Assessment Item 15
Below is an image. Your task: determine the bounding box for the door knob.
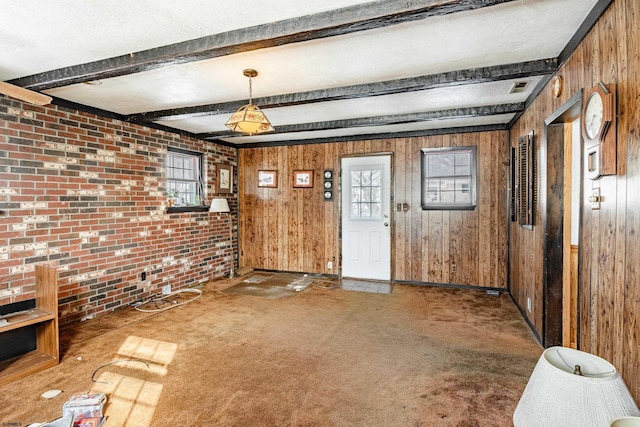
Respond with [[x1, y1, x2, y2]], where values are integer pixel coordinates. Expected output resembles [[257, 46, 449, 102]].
[[384, 222, 389, 227]]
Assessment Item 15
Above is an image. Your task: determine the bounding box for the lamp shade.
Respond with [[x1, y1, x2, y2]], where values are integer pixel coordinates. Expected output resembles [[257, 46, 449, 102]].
[[209, 198, 230, 213], [225, 104, 274, 134], [514, 347, 640, 427]]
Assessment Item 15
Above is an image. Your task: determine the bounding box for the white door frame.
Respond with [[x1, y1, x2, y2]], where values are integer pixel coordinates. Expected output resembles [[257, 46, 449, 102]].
[[339, 152, 394, 281]]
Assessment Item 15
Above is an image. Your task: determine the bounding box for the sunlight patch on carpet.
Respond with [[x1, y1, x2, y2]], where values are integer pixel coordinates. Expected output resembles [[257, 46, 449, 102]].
[[89, 335, 178, 425], [92, 371, 163, 427], [118, 336, 178, 367]]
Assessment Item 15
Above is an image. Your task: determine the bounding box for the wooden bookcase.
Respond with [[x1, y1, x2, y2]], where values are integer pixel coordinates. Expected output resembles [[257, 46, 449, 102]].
[[0, 265, 59, 386]]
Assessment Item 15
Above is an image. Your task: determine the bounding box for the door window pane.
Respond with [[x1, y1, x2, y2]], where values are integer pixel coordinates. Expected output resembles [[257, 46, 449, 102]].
[[350, 166, 383, 220]]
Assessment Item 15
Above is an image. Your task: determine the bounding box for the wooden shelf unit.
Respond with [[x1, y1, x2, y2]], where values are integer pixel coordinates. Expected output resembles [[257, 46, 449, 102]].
[[0, 265, 59, 386]]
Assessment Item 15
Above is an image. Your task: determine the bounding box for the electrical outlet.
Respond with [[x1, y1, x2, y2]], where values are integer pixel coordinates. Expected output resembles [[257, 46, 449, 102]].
[[141, 271, 146, 281], [327, 261, 333, 269], [527, 296, 532, 313], [452, 264, 457, 273]]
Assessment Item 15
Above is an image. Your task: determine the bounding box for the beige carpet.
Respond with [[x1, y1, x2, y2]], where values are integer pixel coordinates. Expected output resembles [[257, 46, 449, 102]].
[[0, 277, 542, 426]]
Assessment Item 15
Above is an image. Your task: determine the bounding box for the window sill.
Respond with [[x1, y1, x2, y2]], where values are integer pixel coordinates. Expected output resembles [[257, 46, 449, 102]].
[[166, 206, 210, 213]]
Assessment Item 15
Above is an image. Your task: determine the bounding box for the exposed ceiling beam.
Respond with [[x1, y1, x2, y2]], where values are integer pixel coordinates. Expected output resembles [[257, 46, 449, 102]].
[[9, 0, 517, 92], [199, 103, 522, 139], [227, 124, 509, 149], [128, 59, 555, 123]]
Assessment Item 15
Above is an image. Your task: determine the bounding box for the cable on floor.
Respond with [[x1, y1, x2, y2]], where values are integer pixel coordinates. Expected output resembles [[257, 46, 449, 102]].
[[91, 359, 151, 384], [133, 288, 202, 313]]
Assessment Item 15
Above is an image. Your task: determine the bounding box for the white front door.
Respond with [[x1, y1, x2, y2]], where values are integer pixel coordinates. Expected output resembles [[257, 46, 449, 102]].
[[341, 154, 392, 281]]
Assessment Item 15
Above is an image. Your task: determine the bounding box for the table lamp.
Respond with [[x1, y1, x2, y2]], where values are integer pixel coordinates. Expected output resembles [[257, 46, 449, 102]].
[[514, 346, 640, 427], [209, 198, 234, 278]]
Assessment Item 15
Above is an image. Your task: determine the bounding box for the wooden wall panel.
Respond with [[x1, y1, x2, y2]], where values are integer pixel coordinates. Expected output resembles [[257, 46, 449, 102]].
[[409, 138, 423, 281], [238, 131, 508, 289], [622, 0, 640, 398], [509, 0, 640, 402], [394, 139, 407, 280]]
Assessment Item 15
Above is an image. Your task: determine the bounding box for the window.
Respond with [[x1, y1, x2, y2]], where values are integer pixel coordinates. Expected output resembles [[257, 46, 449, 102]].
[[421, 146, 477, 210], [350, 166, 383, 219], [166, 147, 205, 210]]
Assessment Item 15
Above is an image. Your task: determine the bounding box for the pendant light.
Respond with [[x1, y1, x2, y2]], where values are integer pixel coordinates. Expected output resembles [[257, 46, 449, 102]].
[[225, 69, 274, 135]]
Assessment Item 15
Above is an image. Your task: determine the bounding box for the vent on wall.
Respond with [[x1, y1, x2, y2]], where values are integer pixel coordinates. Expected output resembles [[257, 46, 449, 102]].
[[509, 81, 529, 94]]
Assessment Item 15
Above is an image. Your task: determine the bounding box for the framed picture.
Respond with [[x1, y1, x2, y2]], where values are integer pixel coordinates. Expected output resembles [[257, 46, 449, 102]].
[[258, 170, 278, 188], [293, 170, 314, 188], [217, 164, 233, 194]]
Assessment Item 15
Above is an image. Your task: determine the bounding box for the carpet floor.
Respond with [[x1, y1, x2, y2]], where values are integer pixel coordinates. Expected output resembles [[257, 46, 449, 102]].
[[0, 276, 542, 426]]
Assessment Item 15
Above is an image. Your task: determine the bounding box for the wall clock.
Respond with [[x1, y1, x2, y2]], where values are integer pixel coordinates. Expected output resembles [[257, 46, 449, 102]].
[[582, 82, 614, 144], [584, 91, 603, 139], [582, 82, 617, 179]]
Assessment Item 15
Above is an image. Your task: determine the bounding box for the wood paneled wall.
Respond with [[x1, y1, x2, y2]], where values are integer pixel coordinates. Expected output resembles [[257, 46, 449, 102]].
[[509, 0, 640, 402], [238, 131, 508, 288]]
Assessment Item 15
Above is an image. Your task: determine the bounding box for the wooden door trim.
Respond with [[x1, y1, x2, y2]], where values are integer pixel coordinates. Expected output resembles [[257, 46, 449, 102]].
[[542, 89, 583, 347]]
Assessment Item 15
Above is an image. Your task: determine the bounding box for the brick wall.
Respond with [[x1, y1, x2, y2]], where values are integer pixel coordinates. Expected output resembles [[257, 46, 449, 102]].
[[0, 95, 237, 325]]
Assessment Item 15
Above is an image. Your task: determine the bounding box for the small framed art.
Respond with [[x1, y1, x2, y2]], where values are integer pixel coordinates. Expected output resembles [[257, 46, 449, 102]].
[[258, 170, 278, 188], [217, 164, 233, 194], [293, 170, 314, 188]]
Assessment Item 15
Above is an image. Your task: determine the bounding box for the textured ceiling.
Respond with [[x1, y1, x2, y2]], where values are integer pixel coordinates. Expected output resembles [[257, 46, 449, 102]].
[[1, 0, 606, 147]]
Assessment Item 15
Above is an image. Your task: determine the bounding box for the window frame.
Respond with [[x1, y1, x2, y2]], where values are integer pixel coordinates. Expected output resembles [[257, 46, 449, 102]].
[[420, 146, 478, 210], [166, 147, 209, 213]]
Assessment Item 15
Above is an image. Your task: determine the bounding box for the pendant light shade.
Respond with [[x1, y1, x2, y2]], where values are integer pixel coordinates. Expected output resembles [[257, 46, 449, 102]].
[[225, 69, 274, 135], [225, 104, 274, 134]]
